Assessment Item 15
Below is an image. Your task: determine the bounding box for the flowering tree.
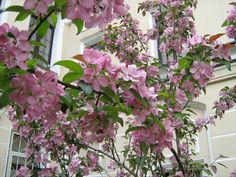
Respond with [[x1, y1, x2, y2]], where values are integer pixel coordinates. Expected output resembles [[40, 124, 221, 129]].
[[0, 0, 236, 177]]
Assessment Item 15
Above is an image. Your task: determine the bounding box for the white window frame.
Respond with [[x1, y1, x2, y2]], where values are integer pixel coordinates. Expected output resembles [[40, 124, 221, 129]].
[[6, 131, 28, 177], [0, 0, 10, 23], [28, 14, 64, 74], [80, 31, 104, 53]]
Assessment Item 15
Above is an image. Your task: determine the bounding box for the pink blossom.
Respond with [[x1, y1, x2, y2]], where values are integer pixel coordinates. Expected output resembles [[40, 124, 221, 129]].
[[190, 61, 214, 87], [68, 157, 81, 174], [226, 26, 236, 39], [189, 35, 203, 45], [82, 49, 118, 92], [132, 119, 173, 154], [16, 166, 31, 177], [175, 88, 187, 105], [0, 24, 31, 69], [10, 71, 64, 124], [227, 7, 236, 22], [230, 170, 236, 177], [66, 0, 127, 28], [23, 0, 53, 15], [120, 64, 147, 83], [23, 0, 37, 10], [175, 171, 184, 177]]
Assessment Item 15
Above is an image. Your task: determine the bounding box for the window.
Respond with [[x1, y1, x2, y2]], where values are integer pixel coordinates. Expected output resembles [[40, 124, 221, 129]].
[[0, 0, 3, 14], [81, 31, 105, 52], [6, 132, 34, 177], [29, 16, 55, 65], [88, 41, 105, 51], [157, 38, 168, 65]]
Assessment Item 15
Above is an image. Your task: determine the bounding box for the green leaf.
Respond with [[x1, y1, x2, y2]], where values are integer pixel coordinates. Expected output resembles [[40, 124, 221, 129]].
[[110, 116, 124, 127], [72, 19, 84, 35], [78, 81, 93, 95], [15, 12, 31, 21], [223, 60, 231, 71], [125, 126, 145, 135], [100, 95, 113, 103], [173, 112, 183, 120], [8, 68, 27, 75], [159, 91, 169, 98], [222, 20, 228, 27], [6, 5, 25, 12], [37, 20, 50, 38], [26, 59, 38, 68], [78, 110, 87, 119], [0, 88, 14, 109], [102, 87, 120, 103], [102, 105, 118, 117], [0, 72, 11, 91], [117, 103, 132, 115], [55, 0, 67, 8], [129, 88, 148, 107], [30, 51, 48, 65], [60, 94, 72, 107], [66, 88, 80, 97], [50, 13, 58, 27], [185, 108, 197, 115], [181, 74, 192, 83], [63, 72, 83, 83], [30, 40, 44, 46], [179, 57, 192, 69], [153, 118, 166, 133], [54, 60, 83, 73]]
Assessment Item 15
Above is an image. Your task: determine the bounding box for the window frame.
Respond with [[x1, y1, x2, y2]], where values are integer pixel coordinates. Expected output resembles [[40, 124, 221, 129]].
[[80, 31, 104, 53], [29, 15, 55, 66], [6, 131, 28, 177]]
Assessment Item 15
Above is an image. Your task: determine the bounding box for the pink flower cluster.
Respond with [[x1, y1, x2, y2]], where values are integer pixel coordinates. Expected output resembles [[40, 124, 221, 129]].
[[230, 170, 236, 177], [104, 14, 149, 64], [10, 71, 64, 124], [182, 80, 201, 98], [194, 116, 215, 131], [190, 61, 214, 87], [16, 166, 31, 177], [226, 5, 236, 39], [142, 0, 197, 55], [66, 0, 127, 28], [38, 167, 58, 177], [82, 48, 119, 92], [23, 0, 53, 15], [0, 23, 31, 69], [214, 87, 236, 118], [132, 119, 173, 154], [120, 64, 146, 83], [67, 151, 99, 175], [80, 111, 118, 143]]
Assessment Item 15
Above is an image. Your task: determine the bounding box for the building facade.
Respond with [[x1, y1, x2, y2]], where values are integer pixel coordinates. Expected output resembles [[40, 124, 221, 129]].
[[0, 0, 235, 177]]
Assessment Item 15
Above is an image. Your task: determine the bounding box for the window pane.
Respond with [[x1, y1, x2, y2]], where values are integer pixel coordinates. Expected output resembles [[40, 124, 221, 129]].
[[18, 157, 26, 168], [29, 16, 54, 65], [20, 137, 27, 153], [88, 41, 105, 51], [10, 156, 17, 177], [12, 134, 20, 152]]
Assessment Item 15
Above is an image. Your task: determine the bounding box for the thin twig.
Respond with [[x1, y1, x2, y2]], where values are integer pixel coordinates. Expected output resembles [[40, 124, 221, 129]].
[[112, 139, 121, 162], [83, 143, 136, 177], [28, 9, 56, 40], [170, 148, 185, 176]]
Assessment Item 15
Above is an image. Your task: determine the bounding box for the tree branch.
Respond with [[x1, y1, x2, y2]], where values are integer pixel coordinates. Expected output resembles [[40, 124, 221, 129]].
[[170, 148, 185, 176], [83, 143, 136, 177], [28, 9, 56, 40]]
